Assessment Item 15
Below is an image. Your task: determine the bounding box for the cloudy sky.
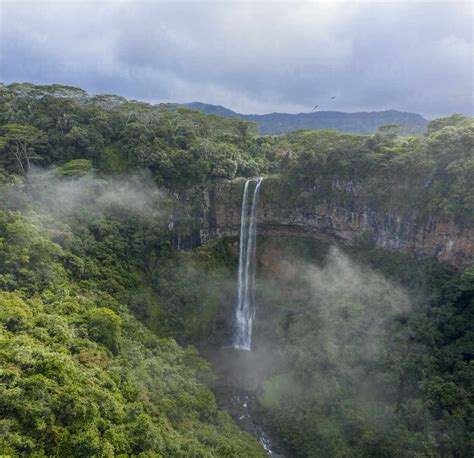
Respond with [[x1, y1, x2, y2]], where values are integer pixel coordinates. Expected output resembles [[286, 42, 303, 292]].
[[0, 0, 472, 118]]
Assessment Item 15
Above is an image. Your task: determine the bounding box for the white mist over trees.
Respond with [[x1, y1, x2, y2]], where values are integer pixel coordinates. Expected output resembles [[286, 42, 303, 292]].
[[0, 83, 472, 457]]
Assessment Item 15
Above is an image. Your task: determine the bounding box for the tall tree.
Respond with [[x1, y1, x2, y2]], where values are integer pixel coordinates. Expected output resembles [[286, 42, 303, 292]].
[[0, 124, 45, 173]]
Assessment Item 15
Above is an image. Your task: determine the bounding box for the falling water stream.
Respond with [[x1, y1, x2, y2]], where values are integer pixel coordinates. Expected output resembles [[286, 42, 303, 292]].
[[234, 177, 263, 350], [201, 177, 289, 456]]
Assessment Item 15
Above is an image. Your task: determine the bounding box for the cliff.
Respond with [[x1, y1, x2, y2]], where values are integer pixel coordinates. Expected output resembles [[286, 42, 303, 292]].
[[200, 177, 473, 268]]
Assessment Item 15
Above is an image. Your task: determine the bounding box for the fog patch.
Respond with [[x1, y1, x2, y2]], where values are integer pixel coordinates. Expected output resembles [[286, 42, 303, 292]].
[[247, 244, 416, 448], [298, 246, 410, 362], [3, 168, 169, 222]]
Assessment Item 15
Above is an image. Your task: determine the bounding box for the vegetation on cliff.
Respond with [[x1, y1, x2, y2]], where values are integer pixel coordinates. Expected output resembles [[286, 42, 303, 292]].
[[1, 83, 472, 222], [253, 238, 473, 457], [0, 83, 472, 457], [0, 207, 264, 456]]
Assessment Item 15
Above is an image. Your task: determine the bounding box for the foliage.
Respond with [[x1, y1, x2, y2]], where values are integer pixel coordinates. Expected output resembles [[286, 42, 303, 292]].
[[254, 238, 474, 457], [275, 122, 474, 222], [426, 114, 472, 133], [0, 124, 46, 173], [0, 209, 265, 456], [0, 83, 270, 189], [1, 83, 471, 221], [54, 159, 95, 177], [0, 82, 472, 457]]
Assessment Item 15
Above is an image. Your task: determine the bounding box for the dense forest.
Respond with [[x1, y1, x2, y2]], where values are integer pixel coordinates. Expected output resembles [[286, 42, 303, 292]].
[[0, 83, 473, 457]]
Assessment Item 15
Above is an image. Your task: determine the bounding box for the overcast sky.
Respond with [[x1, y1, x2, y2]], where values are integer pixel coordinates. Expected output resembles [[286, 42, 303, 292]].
[[0, 0, 472, 118]]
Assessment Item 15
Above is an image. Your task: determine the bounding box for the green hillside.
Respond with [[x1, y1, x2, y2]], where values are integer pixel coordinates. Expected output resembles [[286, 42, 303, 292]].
[[0, 83, 472, 457]]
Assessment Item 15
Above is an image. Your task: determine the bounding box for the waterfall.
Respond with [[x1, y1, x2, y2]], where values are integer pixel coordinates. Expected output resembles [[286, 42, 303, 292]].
[[234, 177, 263, 350]]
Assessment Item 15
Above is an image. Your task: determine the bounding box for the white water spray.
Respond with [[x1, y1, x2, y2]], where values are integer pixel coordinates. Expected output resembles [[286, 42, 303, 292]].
[[234, 177, 263, 350]]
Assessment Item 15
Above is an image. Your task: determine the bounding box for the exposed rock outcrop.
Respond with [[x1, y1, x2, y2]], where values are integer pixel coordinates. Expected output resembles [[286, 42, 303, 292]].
[[202, 178, 473, 268]]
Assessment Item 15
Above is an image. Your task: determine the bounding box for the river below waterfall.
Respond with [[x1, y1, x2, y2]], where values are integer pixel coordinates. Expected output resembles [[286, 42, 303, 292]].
[[199, 346, 293, 457], [200, 178, 293, 455]]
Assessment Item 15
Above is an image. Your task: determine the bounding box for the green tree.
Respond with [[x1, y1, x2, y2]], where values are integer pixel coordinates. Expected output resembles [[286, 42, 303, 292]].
[[426, 114, 471, 133], [87, 307, 122, 354], [0, 124, 45, 173], [54, 159, 95, 177]]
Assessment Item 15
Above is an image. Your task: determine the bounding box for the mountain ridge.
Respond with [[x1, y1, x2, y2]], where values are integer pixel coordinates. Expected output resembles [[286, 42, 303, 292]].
[[181, 102, 429, 135]]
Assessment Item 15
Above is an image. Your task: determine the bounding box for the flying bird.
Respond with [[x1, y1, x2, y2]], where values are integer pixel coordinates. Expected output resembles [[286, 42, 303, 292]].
[[330, 96, 336, 100], [313, 105, 319, 111]]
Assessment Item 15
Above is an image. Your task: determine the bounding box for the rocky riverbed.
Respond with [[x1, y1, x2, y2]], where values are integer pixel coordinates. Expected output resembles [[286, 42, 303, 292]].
[[199, 346, 292, 457]]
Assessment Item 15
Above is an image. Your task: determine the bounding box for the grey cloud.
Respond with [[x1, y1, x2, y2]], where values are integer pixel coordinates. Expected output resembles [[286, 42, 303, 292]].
[[0, 1, 472, 117]]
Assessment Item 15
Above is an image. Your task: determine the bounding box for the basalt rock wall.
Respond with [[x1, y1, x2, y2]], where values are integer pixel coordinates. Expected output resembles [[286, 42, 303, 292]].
[[201, 177, 473, 268]]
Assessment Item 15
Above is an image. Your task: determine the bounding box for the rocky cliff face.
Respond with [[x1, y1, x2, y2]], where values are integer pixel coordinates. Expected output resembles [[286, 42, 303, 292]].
[[202, 178, 473, 268]]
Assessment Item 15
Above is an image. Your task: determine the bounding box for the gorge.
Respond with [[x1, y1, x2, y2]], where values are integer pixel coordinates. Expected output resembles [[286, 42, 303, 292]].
[[0, 83, 472, 457]]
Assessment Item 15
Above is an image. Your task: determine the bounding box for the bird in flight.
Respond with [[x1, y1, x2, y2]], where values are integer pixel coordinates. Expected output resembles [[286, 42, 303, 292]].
[[331, 96, 336, 100], [313, 104, 319, 111]]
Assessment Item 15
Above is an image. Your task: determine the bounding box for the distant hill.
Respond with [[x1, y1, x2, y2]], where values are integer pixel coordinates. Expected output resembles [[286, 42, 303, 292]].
[[182, 102, 428, 135]]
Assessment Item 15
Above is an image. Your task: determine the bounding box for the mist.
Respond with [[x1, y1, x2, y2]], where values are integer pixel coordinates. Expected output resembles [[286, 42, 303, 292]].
[[294, 246, 410, 361], [218, 242, 416, 450], [1, 168, 169, 223]]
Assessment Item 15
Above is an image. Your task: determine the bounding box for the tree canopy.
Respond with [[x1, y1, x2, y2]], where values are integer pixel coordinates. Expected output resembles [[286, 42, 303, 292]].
[[0, 83, 472, 457]]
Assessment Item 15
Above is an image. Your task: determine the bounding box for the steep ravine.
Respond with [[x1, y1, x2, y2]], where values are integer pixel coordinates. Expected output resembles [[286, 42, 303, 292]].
[[182, 176, 472, 455], [199, 346, 291, 457]]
